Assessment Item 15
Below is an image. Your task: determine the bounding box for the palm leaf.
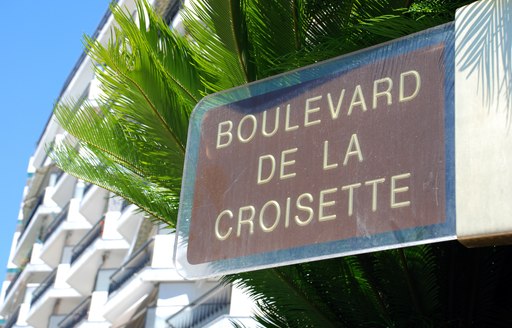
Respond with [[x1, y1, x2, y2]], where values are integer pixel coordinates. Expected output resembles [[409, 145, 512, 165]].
[[86, 5, 195, 152], [183, 0, 252, 92], [244, 0, 303, 77], [52, 0, 201, 226], [371, 247, 441, 325], [226, 267, 342, 327], [51, 140, 178, 225]]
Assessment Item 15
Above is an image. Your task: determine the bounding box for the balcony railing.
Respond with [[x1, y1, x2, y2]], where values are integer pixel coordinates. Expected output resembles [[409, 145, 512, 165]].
[[43, 203, 70, 243], [4, 268, 23, 298], [54, 169, 65, 185], [121, 199, 131, 213], [71, 217, 104, 264], [83, 182, 93, 197], [58, 296, 91, 328], [166, 285, 232, 328], [108, 238, 154, 295], [21, 194, 45, 236], [4, 304, 20, 328], [31, 268, 57, 306]]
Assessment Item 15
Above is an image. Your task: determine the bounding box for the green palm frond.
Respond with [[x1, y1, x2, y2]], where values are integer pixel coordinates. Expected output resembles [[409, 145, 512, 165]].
[[86, 1, 200, 151], [243, 0, 303, 77], [52, 0, 201, 225], [357, 11, 446, 40], [225, 248, 443, 327], [183, 0, 253, 93], [244, 0, 361, 77], [369, 247, 441, 325], [51, 141, 178, 225], [243, 0, 462, 78], [226, 266, 342, 328]]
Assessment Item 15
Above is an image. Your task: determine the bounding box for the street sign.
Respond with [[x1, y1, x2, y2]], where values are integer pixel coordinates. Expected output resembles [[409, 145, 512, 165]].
[[176, 23, 455, 279]]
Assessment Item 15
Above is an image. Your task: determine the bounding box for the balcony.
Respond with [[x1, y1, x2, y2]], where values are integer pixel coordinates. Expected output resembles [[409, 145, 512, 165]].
[[31, 269, 57, 306], [42, 204, 69, 243], [39, 199, 91, 268], [4, 304, 20, 328], [166, 284, 232, 328], [66, 214, 129, 295], [108, 238, 154, 295], [116, 202, 144, 241], [0, 246, 52, 317], [13, 194, 59, 267], [4, 269, 22, 299], [83, 182, 93, 197], [79, 185, 108, 224], [101, 234, 181, 326], [71, 217, 104, 264], [22, 194, 44, 234], [57, 296, 91, 328], [26, 265, 81, 328], [120, 199, 130, 212], [48, 172, 76, 209], [24, 162, 53, 204], [54, 169, 65, 185]]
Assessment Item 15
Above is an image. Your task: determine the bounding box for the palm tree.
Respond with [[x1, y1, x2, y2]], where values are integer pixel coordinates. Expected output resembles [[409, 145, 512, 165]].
[[52, 0, 512, 326]]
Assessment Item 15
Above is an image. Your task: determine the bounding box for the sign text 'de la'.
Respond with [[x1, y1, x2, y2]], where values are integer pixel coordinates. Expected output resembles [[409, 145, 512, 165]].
[[176, 24, 455, 278]]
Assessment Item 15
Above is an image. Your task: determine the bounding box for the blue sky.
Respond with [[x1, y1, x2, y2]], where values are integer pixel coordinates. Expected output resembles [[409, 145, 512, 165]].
[[0, 2, 111, 273]]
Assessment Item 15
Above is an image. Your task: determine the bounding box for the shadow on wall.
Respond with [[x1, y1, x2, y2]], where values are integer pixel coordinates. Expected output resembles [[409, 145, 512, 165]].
[[456, 0, 512, 126]]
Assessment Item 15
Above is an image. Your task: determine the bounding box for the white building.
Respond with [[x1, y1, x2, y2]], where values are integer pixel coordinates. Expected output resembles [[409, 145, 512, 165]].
[[0, 1, 257, 327]]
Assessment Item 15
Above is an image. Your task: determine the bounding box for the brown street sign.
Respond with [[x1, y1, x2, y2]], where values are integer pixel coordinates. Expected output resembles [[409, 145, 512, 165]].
[[176, 23, 455, 279]]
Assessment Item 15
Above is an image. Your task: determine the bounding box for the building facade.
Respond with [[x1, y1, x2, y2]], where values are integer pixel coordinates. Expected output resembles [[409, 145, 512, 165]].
[[0, 1, 257, 327]]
